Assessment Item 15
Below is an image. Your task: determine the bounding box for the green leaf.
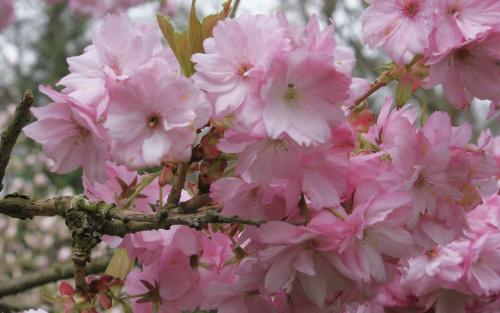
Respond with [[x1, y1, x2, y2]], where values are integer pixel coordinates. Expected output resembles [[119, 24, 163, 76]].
[[157, 0, 232, 77], [202, 0, 232, 39], [156, 13, 177, 54], [105, 248, 132, 281], [395, 75, 414, 108], [189, 0, 204, 55]]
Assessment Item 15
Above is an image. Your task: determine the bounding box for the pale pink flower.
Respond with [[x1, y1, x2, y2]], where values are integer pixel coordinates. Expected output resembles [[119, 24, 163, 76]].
[[426, 30, 500, 109], [257, 221, 350, 307], [219, 131, 301, 184], [126, 255, 202, 313], [59, 14, 177, 117], [460, 233, 500, 296], [210, 177, 287, 220], [105, 60, 211, 169], [331, 180, 413, 284], [0, 0, 14, 31], [361, 0, 435, 63], [202, 258, 276, 313], [402, 245, 465, 296], [23, 86, 108, 183], [288, 125, 355, 210], [380, 112, 461, 217], [431, 0, 500, 52], [261, 51, 351, 146], [365, 97, 418, 150], [192, 14, 289, 121]]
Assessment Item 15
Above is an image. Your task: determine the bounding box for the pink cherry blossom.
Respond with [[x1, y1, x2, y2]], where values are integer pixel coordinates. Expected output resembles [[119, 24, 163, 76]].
[[0, 0, 14, 31], [210, 177, 287, 220], [331, 180, 413, 284], [431, 0, 500, 52], [261, 51, 351, 146], [105, 60, 211, 169], [192, 14, 289, 122], [361, 0, 435, 63], [59, 14, 177, 117], [460, 233, 500, 296], [23, 86, 108, 183], [426, 30, 500, 108]]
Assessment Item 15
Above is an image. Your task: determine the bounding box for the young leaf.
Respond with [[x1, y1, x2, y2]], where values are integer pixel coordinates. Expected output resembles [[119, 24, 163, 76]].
[[105, 248, 132, 281]]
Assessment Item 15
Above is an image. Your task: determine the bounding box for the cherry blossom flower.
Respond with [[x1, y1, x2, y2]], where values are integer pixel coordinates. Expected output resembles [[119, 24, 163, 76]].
[[261, 51, 351, 146], [192, 14, 289, 122], [23, 86, 108, 183], [59, 14, 177, 117], [361, 0, 435, 63], [105, 60, 211, 169], [426, 30, 500, 108], [431, 0, 500, 52]]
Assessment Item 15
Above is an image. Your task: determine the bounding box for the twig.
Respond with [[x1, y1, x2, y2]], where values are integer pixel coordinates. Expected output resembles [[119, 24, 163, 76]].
[[166, 162, 190, 206], [351, 76, 389, 108], [0, 256, 109, 298], [0, 90, 34, 191], [230, 0, 241, 18], [122, 172, 160, 210]]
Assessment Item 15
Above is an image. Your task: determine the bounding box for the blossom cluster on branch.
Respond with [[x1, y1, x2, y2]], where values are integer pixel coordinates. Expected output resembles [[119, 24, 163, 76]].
[[3, 0, 500, 312]]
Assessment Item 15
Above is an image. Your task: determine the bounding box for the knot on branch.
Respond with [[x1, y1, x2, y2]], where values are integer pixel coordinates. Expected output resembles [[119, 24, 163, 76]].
[[65, 196, 106, 292]]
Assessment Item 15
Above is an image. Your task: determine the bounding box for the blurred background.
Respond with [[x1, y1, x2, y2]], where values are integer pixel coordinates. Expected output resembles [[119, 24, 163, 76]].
[[0, 0, 497, 311]]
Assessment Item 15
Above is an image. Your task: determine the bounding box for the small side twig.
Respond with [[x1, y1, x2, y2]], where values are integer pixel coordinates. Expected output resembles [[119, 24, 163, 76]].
[[230, 0, 241, 18], [351, 76, 389, 108], [166, 162, 190, 206], [0, 90, 34, 191]]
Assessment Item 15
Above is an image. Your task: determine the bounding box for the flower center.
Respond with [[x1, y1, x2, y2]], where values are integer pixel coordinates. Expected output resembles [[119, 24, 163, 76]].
[[237, 62, 253, 77], [413, 173, 427, 189], [448, 1, 460, 15], [147, 114, 160, 129], [304, 240, 318, 251], [453, 48, 478, 67], [265, 139, 289, 153], [403, 0, 420, 17], [73, 123, 90, 146], [283, 83, 303, 107]]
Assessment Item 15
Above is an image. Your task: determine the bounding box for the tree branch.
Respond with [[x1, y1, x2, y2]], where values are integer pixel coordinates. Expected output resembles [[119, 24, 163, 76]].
[[0, 256, 110, 298], [0, 194, 264, 237], [0, 90, 34, 191]]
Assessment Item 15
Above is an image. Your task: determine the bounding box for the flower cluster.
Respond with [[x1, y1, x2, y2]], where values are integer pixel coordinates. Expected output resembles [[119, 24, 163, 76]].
[[24, 14, 210, 182], [23, 5, 500, 313], [362, 0, 500, 111]]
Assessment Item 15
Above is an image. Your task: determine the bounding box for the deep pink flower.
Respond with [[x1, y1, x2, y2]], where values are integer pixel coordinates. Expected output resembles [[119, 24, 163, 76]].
[[361, 0, 435, 63], [23, 86, 108, 183]]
